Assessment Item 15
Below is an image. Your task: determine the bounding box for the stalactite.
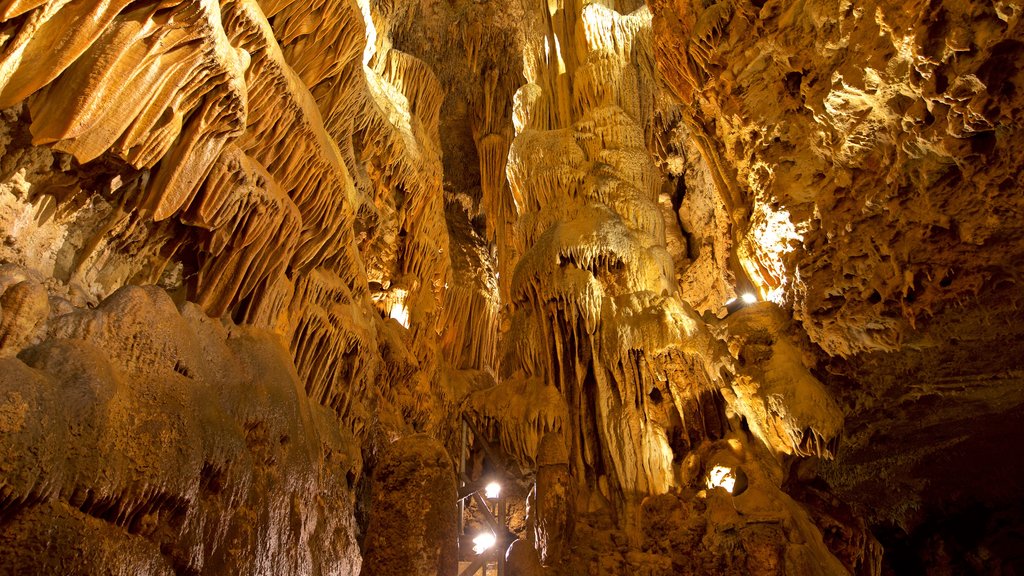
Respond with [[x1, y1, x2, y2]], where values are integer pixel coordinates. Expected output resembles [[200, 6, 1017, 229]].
[[225, 0, 366, 284], [439, 280, 499, 370], [0, 0, 1012, 571], [492, 2, 849, 531], [466, 377, 570, 468], [16, 0, 249, 222], [182, 144, 301, 321]]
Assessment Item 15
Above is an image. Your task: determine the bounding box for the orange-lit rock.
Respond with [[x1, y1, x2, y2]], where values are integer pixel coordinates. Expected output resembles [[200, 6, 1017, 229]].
[[0, 0, 1021, 573]]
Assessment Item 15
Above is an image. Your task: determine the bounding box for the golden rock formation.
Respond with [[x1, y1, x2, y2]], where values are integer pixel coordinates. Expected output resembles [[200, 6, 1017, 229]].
[[0, 0, 1021, 573]]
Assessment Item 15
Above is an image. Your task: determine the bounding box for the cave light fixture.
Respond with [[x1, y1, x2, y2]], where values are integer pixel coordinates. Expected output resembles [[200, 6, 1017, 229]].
[[723, 292, 759, 315], [706, 465, 737, 494], [484, 481, 501, 499], [472, 531, 496, 555]]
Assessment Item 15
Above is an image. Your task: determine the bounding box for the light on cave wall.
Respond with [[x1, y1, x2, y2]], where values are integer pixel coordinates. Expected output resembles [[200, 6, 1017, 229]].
[[706, 465, 737, 494], [389, 302, 410, 328], [741, 160, 807, 304], [472, 532, 496, 555], [388, 289, 410, 328], [484, 481, 502, 499], [553, 33, 566, 75], [357, 0, 377, 66], [357, 0, 414, 135]]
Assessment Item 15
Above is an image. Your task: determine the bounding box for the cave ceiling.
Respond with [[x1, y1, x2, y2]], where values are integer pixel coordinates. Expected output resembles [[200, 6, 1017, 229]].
[[0, 0, 1022, 573]]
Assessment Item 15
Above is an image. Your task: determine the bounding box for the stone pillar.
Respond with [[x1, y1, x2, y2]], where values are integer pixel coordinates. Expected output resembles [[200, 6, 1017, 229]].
[[506, 538, 544, 576], [534, 432, 570, 565], [359, 434, 458, 576]]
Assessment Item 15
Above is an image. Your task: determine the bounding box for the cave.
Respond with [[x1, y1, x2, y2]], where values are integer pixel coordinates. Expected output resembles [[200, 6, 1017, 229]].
[[0, 0, 1022, 574]]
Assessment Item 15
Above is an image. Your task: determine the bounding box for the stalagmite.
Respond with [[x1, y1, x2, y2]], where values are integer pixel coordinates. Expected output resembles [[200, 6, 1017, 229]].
[[533, 431, 571, 566], [0, 276, 47, 354], [506, 538, 545, 576], [359, 434, 459, 576]]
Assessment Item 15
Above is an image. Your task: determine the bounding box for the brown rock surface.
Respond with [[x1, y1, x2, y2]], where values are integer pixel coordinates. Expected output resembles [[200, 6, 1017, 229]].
[[359, 434, 458, 576], [0, 282, 361, 574], [533, 432, 571, 565], [506, 538, 545, 576], [0, 276, 47, 354]]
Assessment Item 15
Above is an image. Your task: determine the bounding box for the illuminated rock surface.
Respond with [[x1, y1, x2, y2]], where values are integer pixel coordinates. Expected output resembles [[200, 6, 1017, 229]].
[[359, 434, 458, 576], [0, 0, 1021, 573]]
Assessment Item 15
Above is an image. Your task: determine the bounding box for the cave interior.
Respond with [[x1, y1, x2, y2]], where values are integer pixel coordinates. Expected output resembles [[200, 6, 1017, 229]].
[[0, 0, 1022, 574]]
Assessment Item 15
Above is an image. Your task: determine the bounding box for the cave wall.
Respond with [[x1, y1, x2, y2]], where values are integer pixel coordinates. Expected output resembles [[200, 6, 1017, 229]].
[[0, 0, 456, 571], [646, 0, 1024, 571], [648, 0, 1024, 356], [0, 279, 361, 574]]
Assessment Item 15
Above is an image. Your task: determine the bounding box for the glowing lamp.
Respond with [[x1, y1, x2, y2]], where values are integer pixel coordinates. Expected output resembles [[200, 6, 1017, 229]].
[[741, 292, 758, 304], [484, 481, 501, 499], [472, 532, 496, 555]]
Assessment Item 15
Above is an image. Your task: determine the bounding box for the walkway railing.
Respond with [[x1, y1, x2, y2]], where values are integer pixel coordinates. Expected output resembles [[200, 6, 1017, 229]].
[[457, 415, 509, 576]]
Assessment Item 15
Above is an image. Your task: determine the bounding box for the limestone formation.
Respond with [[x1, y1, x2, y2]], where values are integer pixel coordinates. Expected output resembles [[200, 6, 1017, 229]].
[[506, 538, 545, 576], [0, 0, 1021, 573], [0, 280, 361, 574], [359, 434, 458, 576], [0, 275, 47, 354], [722, 302, 844, 459], [533, 432, 570, 565]]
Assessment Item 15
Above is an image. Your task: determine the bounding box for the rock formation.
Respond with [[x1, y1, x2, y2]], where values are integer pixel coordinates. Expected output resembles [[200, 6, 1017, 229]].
[[359, 434, 458, 576], [0, 0, 1021, 573], [0, 281, 362, 574]]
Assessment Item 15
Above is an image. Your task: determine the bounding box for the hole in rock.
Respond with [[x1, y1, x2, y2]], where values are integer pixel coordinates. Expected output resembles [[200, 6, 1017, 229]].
[[706, 465, 737, 493], [971, 131, 997, 156], [173, 360, 193, 379], [200, 462, 224, 494], [784, 71, 802, 97], [933, 68, 949, 94], [649, 387, 663, 404]]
